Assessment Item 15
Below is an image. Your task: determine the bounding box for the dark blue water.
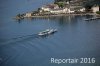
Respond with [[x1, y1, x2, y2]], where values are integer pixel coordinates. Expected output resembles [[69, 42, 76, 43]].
[[0, 0, 100, 66]]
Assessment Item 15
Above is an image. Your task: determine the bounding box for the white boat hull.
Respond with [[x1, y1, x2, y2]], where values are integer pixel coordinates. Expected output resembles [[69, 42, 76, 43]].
[[38, 29, 57, 36]]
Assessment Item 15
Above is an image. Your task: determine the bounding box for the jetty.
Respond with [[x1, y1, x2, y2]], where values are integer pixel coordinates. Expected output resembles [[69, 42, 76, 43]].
[[84, 17, 100, 21]]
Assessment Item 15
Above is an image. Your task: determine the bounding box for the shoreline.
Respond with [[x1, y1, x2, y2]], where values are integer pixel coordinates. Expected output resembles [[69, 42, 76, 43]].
[[24, 13, 99, 18], [15, 13, 100, 20]]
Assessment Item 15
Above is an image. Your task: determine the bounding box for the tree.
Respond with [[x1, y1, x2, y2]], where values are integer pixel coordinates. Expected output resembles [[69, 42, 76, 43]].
[[56, 2, 65, 8], [82, 0, 100, 10], [96, 11, 100, 14]]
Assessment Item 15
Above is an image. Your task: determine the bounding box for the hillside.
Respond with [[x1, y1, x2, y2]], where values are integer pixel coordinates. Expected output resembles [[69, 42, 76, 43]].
[[54, 0, 100, 7]]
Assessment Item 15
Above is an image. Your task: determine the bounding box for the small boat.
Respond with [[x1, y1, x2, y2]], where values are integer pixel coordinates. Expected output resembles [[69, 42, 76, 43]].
[[38, 29, 57, 36]]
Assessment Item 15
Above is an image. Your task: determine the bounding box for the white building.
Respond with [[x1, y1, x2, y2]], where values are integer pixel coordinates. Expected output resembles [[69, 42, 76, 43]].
[[25, 12, 32, 17], [63, 8, 69, 13], [50, 9, 63, 14], [50, 7, 69, 14], [92, 6, 99, 13], [50, 7, 75, 14], [67, 6, 85, 13], [52, 4, 59, 9], [66, 1, 70, 4], [41, 4, 59, 12], [41, 7, 51, 12], [41, 4, 85, 14], [79, 8, 85, 12], [68, 8, 75, 13]]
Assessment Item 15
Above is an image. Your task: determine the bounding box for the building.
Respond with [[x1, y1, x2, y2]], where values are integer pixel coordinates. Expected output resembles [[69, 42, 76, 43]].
[[49, 7, 69, 14], [41, 4, 85, 14], [25, 12, 32, 17], [41, 6, 51, 12], [42, 8, 50, 12], [68, 8, 75, 13], [41, 4, 59, 12], [67, 6, 85, 13], [79, 8, 85, 12], [91, 6, 99, 13], [50, 8, 64, 14], [63, 8, 69, 13], [49, 6, 85, 14]]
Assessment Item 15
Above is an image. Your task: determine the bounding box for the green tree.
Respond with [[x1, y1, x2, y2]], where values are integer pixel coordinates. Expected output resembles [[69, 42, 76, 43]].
[[57, 2, 65, 8], [96, 11, 100, 14]]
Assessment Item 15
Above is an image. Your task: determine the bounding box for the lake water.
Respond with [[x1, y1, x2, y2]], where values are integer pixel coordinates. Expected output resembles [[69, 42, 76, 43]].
[[0, 0, 100, 66]]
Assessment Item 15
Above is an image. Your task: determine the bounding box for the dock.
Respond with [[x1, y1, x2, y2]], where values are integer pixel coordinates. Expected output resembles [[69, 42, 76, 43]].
[[84, 17, 100, 21]]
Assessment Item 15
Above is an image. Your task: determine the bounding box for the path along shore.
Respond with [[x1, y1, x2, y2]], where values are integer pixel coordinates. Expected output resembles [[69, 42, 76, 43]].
[[24, 13, 100, 18], [15, 13, 100, 20]]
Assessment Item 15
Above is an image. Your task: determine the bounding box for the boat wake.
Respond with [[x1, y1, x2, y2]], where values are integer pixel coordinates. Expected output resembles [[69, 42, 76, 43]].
[[0, 31, 57, 46], [0, 34, 39, 46], [0, 28, 58, 46]]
